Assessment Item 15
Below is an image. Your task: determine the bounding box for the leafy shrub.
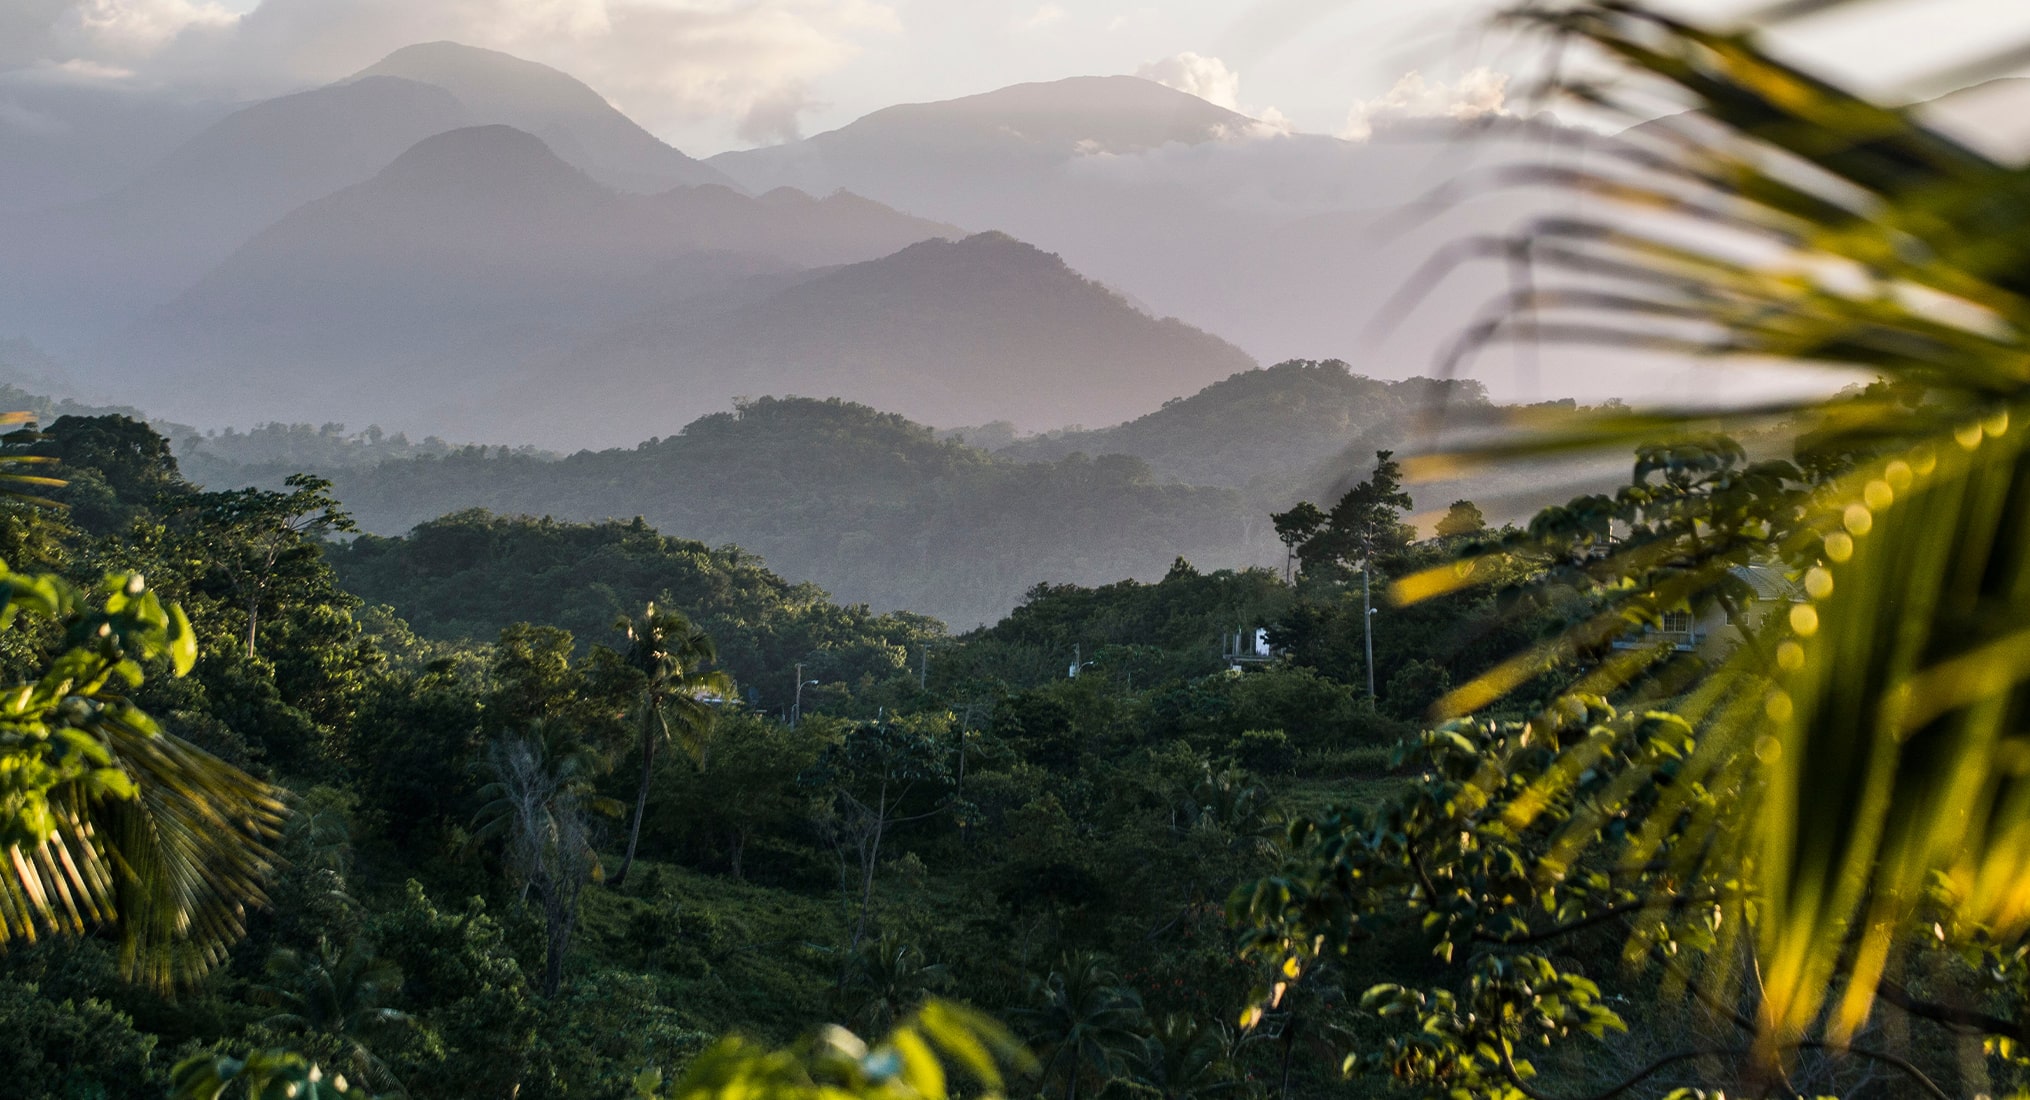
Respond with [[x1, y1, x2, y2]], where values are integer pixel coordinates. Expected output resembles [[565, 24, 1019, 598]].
[[1234, 728, 1295, 774], [0, 980, 162, 1100]]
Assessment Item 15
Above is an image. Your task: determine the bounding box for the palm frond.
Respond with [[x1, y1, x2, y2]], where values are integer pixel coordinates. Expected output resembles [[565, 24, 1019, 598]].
[[1387, 0, 2030, 1054], [0, 567, 282, 987]]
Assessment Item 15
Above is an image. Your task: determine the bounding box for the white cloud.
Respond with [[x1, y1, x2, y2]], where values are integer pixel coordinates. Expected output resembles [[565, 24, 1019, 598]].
[[1134, 51, 1239, 111], [1132, 52, 1292, 140], [737, 80, 819, 145], [1016, 4, 1064, 32], [64, 0, 237, 58], [1340, 67, 1510, 141], [3, 0, 900, 145]]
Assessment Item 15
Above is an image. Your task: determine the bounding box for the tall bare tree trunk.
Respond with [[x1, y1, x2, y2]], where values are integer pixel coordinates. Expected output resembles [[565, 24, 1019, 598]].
[[613, 742, 653, 888], [541, 876, 575, 998], [245, 591, 260, 659], [612, 710, 659, 887], [851, 781, 887, 952]]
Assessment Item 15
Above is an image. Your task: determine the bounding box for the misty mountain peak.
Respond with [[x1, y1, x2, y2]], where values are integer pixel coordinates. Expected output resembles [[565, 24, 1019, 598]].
[[359, 41, 616, 120], [353, 39, 734, 193], [819, 74, 1255, 155], [371, 124, 603, 202], [705, 73, 1258, 205]]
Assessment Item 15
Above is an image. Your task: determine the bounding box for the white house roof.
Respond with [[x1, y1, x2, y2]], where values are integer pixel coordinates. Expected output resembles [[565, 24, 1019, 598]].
[[1731, 563, 1804, 602]]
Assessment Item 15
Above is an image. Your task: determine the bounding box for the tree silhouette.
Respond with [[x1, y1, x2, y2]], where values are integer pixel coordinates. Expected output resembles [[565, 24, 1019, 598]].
[[609, 601, 732, 887]]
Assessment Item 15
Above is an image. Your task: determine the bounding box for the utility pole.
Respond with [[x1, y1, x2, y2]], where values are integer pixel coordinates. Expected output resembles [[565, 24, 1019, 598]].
[[919, 645, 928, 690], [1361, 520, 1379, 705], [1363, 562, 1376, 703]]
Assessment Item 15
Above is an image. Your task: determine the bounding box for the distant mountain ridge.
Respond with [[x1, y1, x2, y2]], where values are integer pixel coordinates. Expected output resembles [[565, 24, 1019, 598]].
[[706, 74, 1576, 401], [711, 75, 1257, 195], [0, 75, 473, 348], [0, 40, 738, 357], [993, 360, 1490, 489], [483, 231, 1259, 446], [122, 123, 961, 430]]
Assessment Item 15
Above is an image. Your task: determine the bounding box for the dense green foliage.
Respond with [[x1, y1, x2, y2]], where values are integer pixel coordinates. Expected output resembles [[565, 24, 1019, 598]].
[[0, 410, 1531, 1100], [327, 509, 944, 716], [0, 400, 1746, 1100]]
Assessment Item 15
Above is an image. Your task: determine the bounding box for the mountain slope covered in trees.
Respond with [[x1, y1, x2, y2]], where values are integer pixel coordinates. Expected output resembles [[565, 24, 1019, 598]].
[[215, 396, 1276, 628], [989, 360, 1490, 489]]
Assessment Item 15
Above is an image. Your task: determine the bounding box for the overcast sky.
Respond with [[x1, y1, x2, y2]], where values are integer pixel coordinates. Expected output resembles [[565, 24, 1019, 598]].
[[7, 0, 2030, 155]]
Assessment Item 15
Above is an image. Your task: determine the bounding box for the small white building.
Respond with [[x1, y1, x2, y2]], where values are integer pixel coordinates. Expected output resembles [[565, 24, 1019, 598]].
[[1612, 563, 1803, 655]]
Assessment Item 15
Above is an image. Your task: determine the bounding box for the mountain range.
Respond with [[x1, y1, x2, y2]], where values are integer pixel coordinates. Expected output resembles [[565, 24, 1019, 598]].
[[0, 34, 1724, 454], [118, 122, 971, 435], [4, 41, 1344, 446], [707, 77, 1562, 388], [0, 41, 733, 356]]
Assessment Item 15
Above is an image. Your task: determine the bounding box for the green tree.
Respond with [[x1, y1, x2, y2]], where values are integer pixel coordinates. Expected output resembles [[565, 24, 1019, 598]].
[[369, 881, 539, 1100], [610, 602, 733, 887], [837, 932, 953, 1035], [1273, 451, 1415, 700], [0, 979, 162, 1100], [1432, 500, 1485, 540], [806, 713, 956, 953], [26, 414, 180, 533], [652, 711, 823, 880], [168, 473, 355, 659], [1130, 1014, 1245, 1100], [1271, 451, 1413, 581]]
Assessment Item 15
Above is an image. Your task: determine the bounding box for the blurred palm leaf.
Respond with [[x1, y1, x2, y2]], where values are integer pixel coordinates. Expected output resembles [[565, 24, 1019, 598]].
[[1390, 0, 2030, 1055], [0, 567, 284, 988], [0, 412, 72, 508]]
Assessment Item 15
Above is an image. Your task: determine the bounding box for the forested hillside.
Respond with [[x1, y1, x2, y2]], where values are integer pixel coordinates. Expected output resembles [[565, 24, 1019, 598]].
[[174, 366, 1639, 629], [193, 395, 1281, 628], [990, 361, 1489, 489]]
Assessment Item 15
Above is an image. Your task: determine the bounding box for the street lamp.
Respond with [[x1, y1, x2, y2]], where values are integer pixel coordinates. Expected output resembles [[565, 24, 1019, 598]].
[[792, 662, 820, 729], [1068, 643, 1096, 679]]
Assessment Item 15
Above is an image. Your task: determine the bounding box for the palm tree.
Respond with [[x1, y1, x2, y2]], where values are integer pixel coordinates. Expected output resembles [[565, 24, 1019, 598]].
[[253, 938, 412, 1094], [1131, 1015, 1246, 1100], [1019, 953, 1149, 1100], [837, 931, 954, 1034], [473, 728, 620, 996], [0, 562, 284, 990], [1381, 0, 2030, 1059], [609, 602, 732, 887]]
